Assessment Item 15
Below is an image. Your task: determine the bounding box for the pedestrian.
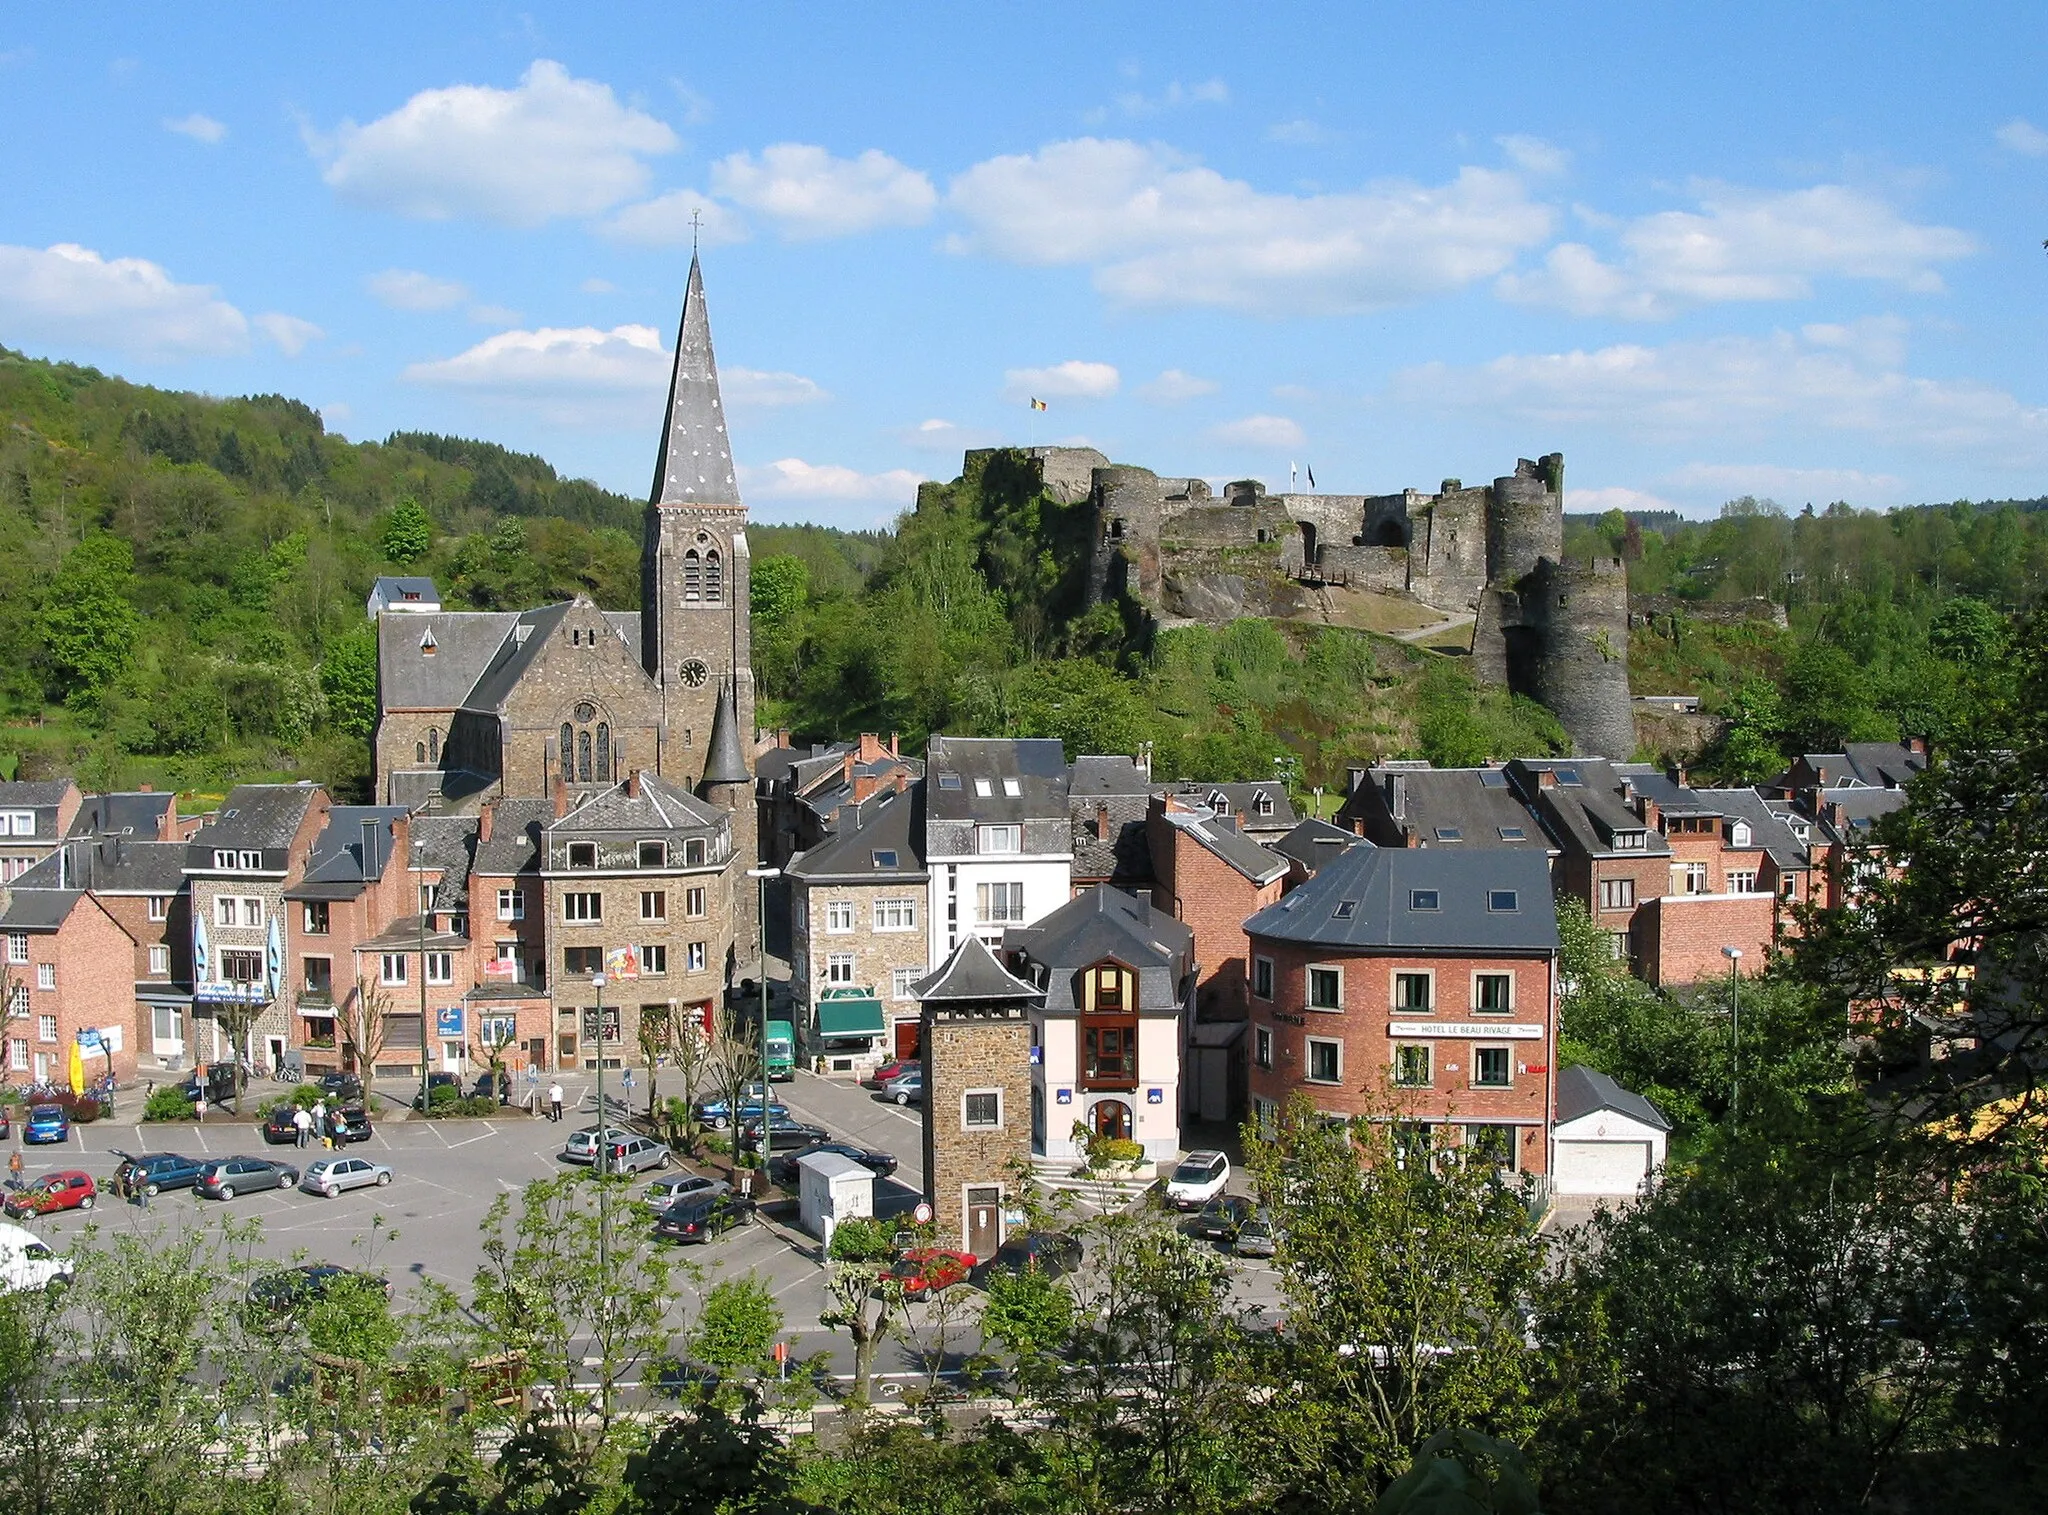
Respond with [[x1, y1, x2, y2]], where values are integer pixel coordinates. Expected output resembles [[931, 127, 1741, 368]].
[[292, 1105, 311, 1148], [323, 1108, 339, 1148], [194, 1092, 207, 1122], [7, 1149, 21, 1191], [548, 1081, 564, 1123]]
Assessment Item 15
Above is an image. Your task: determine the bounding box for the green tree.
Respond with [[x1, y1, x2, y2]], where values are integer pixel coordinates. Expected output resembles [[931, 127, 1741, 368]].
[[821, 1217, 904, 1406], [622, 1400, 798, 1515], [41, 534, 141, 704], [383, 498, 433, 563], [320, 624, 381, 741], [692, 1277, 783, 1393]]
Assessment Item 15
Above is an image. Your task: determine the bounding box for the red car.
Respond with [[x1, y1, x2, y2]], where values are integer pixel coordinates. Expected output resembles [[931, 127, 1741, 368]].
[[862, 1059, 918, 1090], [887, 1246, 975, 1301], [4, 1170, 97, 1218]]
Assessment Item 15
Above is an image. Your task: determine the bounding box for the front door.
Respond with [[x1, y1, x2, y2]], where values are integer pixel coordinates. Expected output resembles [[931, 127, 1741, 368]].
[[894, 1018, 921, 1060], [965, 1185, 1002, 1260], [265, 1036, 286, 1075], [526, 1037, 547, 1070], [441, 1041, 463, 1074], [1090, 1099, 1132, 1142]]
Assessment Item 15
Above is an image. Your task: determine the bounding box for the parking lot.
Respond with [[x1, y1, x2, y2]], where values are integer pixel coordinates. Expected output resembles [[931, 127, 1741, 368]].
[[4, 1070, 1281, 1380]]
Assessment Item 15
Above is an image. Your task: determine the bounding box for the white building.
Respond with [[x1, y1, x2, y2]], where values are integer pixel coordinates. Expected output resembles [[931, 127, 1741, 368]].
[[366, 577, 442, 617], [1550, 1064, 1672, 1195], [922, 736, 1072, 969]]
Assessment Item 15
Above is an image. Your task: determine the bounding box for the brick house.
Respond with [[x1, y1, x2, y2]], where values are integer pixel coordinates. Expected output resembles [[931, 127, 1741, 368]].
[[1158, 778, 1297, 846], [756, 731, 921, 870], [1147, 792, 1287, 1022], [1244, 845, 1560, 1177], [0, 780, 82, 883], [281, 806, 414, 1079], [0, 887, 138, 1086], [185, 783, 331, 1072], [1769, 740, 1927, 911], [786, 780, 927, 1069], [914, 934, 1039, 1259], [1067, 754, 1156, 895], [464, 798, 556, 1075], [923, 736, 1073, 966], [1006, 885, 1196, 1166]]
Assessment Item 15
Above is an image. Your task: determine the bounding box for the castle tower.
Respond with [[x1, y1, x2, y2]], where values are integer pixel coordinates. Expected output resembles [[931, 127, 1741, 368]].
[[642, 253, 755, 788]]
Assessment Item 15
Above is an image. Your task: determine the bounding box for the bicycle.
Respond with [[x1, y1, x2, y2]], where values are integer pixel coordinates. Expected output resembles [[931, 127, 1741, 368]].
[[271, 1064, 302, 1083]]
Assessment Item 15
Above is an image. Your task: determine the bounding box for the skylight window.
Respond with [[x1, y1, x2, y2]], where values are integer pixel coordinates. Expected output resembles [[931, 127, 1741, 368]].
[[1410, 889, 1440, 911], [937, 774, 962, 790], [974, 779, 993, 797], [1436, 827, 1462, 841], [1556, 767, 1582, 786], [1488, 890, 1519, 912], [1333, 900, 1357, 919], [1002, 778, 1021, 797], [872, 849, 899, 869], [1498, 826, 1526, 841], [1478, 769, 1508, 789]]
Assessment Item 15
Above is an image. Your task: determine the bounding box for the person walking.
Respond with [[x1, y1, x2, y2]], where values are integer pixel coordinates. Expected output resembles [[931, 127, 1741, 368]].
[[291, 1105, 311, 1148], [310, 1099, 327, 1148], [7, 1148, 22, 1191], [548, 1082, 564, 1123]]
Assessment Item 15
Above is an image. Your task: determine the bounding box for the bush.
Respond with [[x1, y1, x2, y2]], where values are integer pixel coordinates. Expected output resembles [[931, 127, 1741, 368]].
[[35, 1090, 105, 1124], [426, 1083, 461, 1114], [827, 1216, 894, 1263], [1088, 1136, 1144, 1169], [458, 1095, 497, 1116], [143, 1086, 196, 1122]]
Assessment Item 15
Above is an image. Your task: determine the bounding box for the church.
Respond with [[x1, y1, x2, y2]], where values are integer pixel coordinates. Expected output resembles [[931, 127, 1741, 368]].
[[371, 253, 758, 881]]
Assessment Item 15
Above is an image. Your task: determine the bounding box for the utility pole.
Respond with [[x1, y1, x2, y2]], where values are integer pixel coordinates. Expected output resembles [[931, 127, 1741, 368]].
[[749, 866, 780, 1186], [1722, 945, 1743, 1129]]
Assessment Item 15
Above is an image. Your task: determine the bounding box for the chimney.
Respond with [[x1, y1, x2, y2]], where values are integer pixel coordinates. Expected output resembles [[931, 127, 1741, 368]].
[[1384, 772, 1407, 820], [1637, 796, 1661, 830], [627, 769, 642, 799], [1668, 762, 1688, 788], [889, 731, 900, 758], [777, 727, 792, 749], [1351, 817, 1365, 838], [139, 783, 153, 793], [853, 773, 880, 803], [1537, 768, 1557, 789], [1095, 801, 1110, 840], [1905, 735, 1929, 757], [841, 751, 856, 786], [478, 801, 495, 844], [552, 775, 569, 820], [1135, 741, 1153, 780], [894, 770, 909, 794]]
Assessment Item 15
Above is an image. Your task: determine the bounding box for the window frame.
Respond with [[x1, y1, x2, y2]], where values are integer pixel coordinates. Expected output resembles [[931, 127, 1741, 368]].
[[825, 951, 856, 986], [1392, 969, 1434, 1014], [425, 951, 454, 987], [1472, 972, 1514, 1015], [1472, 1046, 1513, 1088], [640, 889, 667, 923], [148, 943, 171, 975], [1252, 955, 1274, 1001], [685, 941, 708, 973], [640, 943, 668, 975], [36, 1013, 57, 1043], [977, 823, 1022, 856], [637, 840, 668, 869], [1305, 1035, 1342, 1085], [1306, 964, 1343, 1012], [3, 933, 23, 966], [147, 895, 169, 922], [1599, 876, 1636, 911], [35, 963, 55, 992], [1727, 870, 1758, 895], [1254, 1025, 1273, 1068], [684, 886, 707, 919], [380, 953, 408, 986], [873, 897, 917, 932], [497, 888, 525, 922], [962, 1088, 1003, 1130], [824, 900, 856, 935], [1392, 1043, 1433, 1087], [562, 892, 602, 923]]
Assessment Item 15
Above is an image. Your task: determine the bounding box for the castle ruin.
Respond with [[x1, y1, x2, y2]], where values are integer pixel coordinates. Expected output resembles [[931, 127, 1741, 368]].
[[967, 445, 1634, 759]]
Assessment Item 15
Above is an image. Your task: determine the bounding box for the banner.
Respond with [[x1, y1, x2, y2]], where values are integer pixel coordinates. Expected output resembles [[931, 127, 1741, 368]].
[[434, 1006, 465, 1039], [605, 945, 641, 980], [483, 957, 518, 979]]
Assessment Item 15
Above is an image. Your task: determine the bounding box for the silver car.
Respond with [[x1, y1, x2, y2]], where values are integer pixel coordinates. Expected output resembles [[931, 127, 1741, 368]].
[[878, 1071, 924, 1106], [641, 1172, 730, 1211], [300, 1155, 393, 1198], [565, 1128, 671, 1173]]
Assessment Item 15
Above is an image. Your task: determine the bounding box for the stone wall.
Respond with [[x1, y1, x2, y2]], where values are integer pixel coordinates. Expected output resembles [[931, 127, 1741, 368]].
[[920, 1008, 1034, 1255]]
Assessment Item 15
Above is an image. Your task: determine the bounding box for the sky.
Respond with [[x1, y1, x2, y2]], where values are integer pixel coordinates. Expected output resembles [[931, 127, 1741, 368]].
[[1, 5, 2045, 528]]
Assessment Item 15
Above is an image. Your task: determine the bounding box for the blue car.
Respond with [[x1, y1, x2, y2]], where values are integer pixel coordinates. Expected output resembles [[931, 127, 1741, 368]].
[[24, 1104, 70, 1144]]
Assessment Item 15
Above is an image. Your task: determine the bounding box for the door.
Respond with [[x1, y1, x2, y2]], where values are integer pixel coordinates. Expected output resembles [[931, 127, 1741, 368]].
[[965, 1185, 1002, 1260], [526, 1038, 547, 1070], [894, 1018, 921, 1060], [265, 1036, 286, 1075], [1555, 1140, 1651, 1195], [1090, 1099, 1132, 1142], [441, 1042, 463, 1074]]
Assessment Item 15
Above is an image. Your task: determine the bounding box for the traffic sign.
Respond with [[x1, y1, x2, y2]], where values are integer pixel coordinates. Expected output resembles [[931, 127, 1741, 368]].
[[912, 1201, 933, 1224]]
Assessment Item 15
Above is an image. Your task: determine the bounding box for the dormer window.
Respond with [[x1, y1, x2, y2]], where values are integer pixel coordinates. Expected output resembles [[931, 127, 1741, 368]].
[[638, 840, 667, 868], [419, 628, 437, 655], [568, 843, 597, 869], [1612, 830, 1646, 851], [1253, 791, 1274, 816], [1729, 821, 1753, 847]]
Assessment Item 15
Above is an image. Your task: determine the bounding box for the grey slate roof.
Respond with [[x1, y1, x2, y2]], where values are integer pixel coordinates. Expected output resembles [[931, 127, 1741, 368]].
[[1158, 805, 1287, 884], [18, 837, 191, 895], [1342, 765, 1553, 849], [551, 774, 725, 836], [786, 785, 926, 883], [911, 932, 1039, 1003], [1069, 791, 1153, 884], [1813, 787, 1911, 842], [378, 610, 520, 709], [1163, 779, 1296, 837], [472, 800, 553, 876], [460, 602, 576, 714], [1068, 755, 1154, 797], [650, 254, 740, 507], [1556, 1064, 1672, 1131], [371, 576, 440, 604], [1698, 786, 1810, 872], [0, 889, 85, 931], [0, 781, 74, 841], [1612, 766, 1726, 817], [67, 791, 172, 838], [185, 784, 322, 864], [925, 736, 1069, 821], [290, 807, 410, 898], [700, 679, 750, 786], [1800, 743, 1928, 790], [411, 814, 481, 912], [1005, 885, 1194, 1015], [1245, 844, 1559, 953], [1508, 759, 1668, 860], [1270, 817, 1366, 873]]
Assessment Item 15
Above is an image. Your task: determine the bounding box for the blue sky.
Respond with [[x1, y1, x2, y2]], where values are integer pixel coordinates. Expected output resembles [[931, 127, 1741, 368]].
[[2, 4, 2045, 527]]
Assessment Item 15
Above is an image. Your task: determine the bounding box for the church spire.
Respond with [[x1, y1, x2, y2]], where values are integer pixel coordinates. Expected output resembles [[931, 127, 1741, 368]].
[[649, 254, 739, 507], [697, 676, 750, 792]]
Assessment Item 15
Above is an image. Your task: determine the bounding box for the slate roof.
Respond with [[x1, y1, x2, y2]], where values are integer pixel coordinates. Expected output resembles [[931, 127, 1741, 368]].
[[1157, 805, 1287, 884], [650, 254, 740, 507], [15, 838, 192, 895], [0, 888, 86, 931], [67, 791, 172, 838], [1342, 765, 1553, 849], [1270, 817, 1366, 874], [551, 774, 725, 836], [370, 576, 440, 606], [185, 784, 322, 863], [411, 814, 481, 912], [0, 781, 74, 841], [700, 679, 750, 786], [472, 800, 553, 876], [460, 602, 576, 714], [785, 785, 926, 883], [1612, 766, 1727, 817], [1069, 792, 1154, 885], [1162, 779, 1296, 837], [377, 610, 520, 709], [911, 932, 1039, 1003], [1068, 755, 1154, 797], [1005, 885, 1195, 1015], [925, 736, 1069, 821], [1697, 786, 1811, 872], [288, 807, 410, 900], [1245, 844, 1558, 953], [1813, 787, 1912, 842], [1799, 743, 1928, 790], [1507, 759, 1668, 860], [1556, 1064, 1672, 1131]]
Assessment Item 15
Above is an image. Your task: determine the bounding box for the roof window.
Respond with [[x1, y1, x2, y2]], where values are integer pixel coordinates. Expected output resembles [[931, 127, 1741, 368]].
[[937, 774, 962, 790], [1478, 769, 1508, 789], [973, 779, 993, 798], [1435, 827, 1462, 842], [1002, 778, 1021, 797], [1498, 826, 1526, 841], [1333, 900, 1357, 919], [1410, 889, 1440, 911], [1488, 890, 1518, 912], [1556, 767, 1581, 786], [872, 849, 899, 869]]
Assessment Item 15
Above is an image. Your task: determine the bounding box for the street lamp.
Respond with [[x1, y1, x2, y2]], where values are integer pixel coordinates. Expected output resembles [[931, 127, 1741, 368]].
[[592, 971, 608, 1179], [1722, 946, 1743, 1129], [413, 840, 430, 1115], [748, 866, 780, 1185]]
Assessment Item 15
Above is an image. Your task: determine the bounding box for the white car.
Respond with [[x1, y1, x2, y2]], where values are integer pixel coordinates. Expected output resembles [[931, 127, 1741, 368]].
[[0, 1223, 72, 1293], [641, 1173, 731, 1211], [300, 1156, 393, 1198], [1164, 1150, 1231, 1210]]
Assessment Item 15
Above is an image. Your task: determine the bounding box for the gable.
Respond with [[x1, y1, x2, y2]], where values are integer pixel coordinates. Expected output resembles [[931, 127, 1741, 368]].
[[487, 604, 664, 733]]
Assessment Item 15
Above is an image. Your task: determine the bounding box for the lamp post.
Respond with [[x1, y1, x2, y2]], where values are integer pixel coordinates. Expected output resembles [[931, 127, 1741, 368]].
[[1722, 946, 1743, 1129], [748, 866, 780, 1185], [413, 841, 430, 1114], [591, 968, 611, 1352], [592, 971, 608, 1179]]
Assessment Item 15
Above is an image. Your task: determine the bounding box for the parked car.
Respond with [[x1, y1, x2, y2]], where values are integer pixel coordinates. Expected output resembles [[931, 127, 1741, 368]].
[[1232, 1214, 1278, 1259], [300, 1155, 393, 1198], [179, 1066, 240, 1105], [860, 1059, 918, 1090], [316, 1072, 363, 1102], [110, 1150, 206, 1198], [0, 1225, 71, 1293], [641, 1173, 731, 1211], [0, 1106, 11, 1139], [195, 1156, 299, 1200], [969, 1231, 1082, 1288], [23, 1104, 69, 1145], [1164, 1151, 1231, 1210], [246, 1264, 389, 1319], [3, 1171, 96, 1218], [330, 1106, 374, 1144], [875, 1070, 923, 1106], [887, 1247, 975, 1301], [736, 1112, 828, 1152], [652, 1192, 757, 1244], [410, 1072, 461, 1111], [261, 1103, 374, 1146], [470, 1071, 512, 1102], [1187, 1194, 1255, 1241], [563, 1128, 671, 1173], [562, 1126, 632, 1164], [692, 1086, 783, 1130], [766, 1141, 899, 1188]]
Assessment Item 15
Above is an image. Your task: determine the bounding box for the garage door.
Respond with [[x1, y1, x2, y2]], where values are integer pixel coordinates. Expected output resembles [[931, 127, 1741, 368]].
[[1554, 1140, 1651, 1195]]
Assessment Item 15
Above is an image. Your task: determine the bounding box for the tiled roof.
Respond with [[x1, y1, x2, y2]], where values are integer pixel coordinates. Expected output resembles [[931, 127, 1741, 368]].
[[1006, 885, 1194, 1014], [459, 602, 577, 714], [1556, 1064, 1671, 1131], [1067, 755, 1154, 796], [786, 785, 925, 882], [1246, 844, 1558, 953]]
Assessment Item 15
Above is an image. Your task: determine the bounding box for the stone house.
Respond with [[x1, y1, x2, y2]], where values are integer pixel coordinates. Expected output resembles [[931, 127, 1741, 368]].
[[543, 772, 738, 1070], [1067, 754, 1156, 895], [785, 780, 927, 1068], [923, 736, 1073, 967], [756, 731, 921, 870], [1005, 885, 1196, 1166], [281, 806, 414, 1080], [0, 887, 138, 1086], [1244, 845, 1560, 1177], [0, 780, 82, 882], [914, 934, 1039, 1259], [184, 783, 330, 1072]]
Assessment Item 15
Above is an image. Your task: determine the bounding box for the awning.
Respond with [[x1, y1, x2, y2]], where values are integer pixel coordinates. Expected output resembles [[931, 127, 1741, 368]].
[[817, 994, 886, 1037]]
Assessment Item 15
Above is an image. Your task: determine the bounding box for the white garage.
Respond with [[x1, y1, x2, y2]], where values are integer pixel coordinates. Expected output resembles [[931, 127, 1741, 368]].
[[1551, 1065, 1671, 1197]]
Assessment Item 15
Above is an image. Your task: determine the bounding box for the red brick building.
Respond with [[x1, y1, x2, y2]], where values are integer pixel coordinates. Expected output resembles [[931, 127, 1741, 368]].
[[1147, 793, 1288, 1022], [1244, 844, 1560, 1176], [0, 887, 140, 1086], [282, 805, 417, 1079]]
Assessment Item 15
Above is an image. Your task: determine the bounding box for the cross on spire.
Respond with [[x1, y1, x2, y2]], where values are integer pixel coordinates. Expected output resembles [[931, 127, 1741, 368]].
[[691, 207, 702, 253]]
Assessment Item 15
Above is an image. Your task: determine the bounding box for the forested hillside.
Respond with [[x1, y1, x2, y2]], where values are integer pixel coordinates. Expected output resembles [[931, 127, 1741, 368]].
[[2, 345, 2041, 804]]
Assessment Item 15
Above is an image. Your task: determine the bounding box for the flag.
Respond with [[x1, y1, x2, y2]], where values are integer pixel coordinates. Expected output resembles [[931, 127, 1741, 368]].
[[67, 1037, 84, 1096], [1307, 464, 1316, 490], [1029, 397, 1048, 411], [1290, 461, 1298, 488]]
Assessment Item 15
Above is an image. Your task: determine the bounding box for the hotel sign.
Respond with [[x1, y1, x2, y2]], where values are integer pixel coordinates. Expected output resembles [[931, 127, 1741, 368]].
[[1388, 1021, 1545, 1040]]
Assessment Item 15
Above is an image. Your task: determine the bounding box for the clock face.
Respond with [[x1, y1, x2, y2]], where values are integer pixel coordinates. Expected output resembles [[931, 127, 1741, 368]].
[[679, 658, 710, 689]]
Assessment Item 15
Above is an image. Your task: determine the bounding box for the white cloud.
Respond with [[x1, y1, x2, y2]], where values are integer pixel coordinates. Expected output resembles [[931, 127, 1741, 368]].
[[898, 418, 1000, 452], [1497, 135, 1569, 176], [1265, 118, 1331, 147], [1498, 183, 1975, 319], [1568, 486, 1685, 516], [1113, 78, 1229, 117], [1137, 367, 1218, 403], [314, 59, 678, 226], [741, 458, 926, 505], [580, 277, 617, 294], [254, 312, 323, 355], [1660, 462, 1905, 502], [0, 242, 248, 357], [722, 367, 829, 407], [710, 144, 935, 239], [1002, 360, 1120, 404], [164, 113, 226, 144], [947, 138, 1552, 316], [1210, 413, 1305, 449], [596, 190, 749, 248], [402, 322, 669, 423], [366, 268, 469, 311], [1392, 326, 2048, 464], [1996, 118, 2048, 157]]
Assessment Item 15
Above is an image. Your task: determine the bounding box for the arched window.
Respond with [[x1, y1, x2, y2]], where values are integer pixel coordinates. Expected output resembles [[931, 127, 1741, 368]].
[[416, 742, 426, 764], [427, 728, 440, 764], [560, 724, 574, 779], [595, 723, 611, 781], [704, 549, 722, 604], [682, 550, 702, 603], [577, 729, 593, 783]]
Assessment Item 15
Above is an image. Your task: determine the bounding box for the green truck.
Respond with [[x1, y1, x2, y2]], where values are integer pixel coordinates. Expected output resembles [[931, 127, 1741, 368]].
[[764, 1019, 796, 1081]]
